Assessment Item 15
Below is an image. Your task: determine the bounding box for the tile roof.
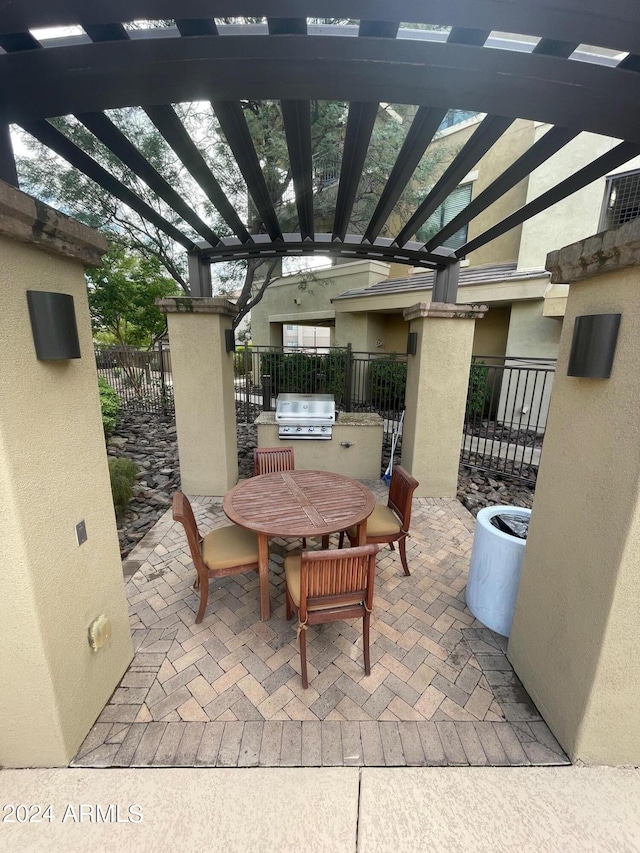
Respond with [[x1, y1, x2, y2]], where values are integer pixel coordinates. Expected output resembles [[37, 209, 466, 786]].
[[332, 263, 549, 301]]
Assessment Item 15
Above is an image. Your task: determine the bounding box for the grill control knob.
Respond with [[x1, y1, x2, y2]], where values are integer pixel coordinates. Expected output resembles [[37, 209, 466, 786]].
[[283, 426, 289, 432], [308, 426, 314, 432], [321, 426, 326, 432], [296, 426, 302, 432]]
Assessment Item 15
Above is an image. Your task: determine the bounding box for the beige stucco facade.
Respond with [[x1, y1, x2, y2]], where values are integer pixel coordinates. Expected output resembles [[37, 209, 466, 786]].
[[158, 298, 239, 496], [251, 260, 389, 348], [0, 182, 133, 767], [508, 222, 640, 764], [401, 303, 486, 497]]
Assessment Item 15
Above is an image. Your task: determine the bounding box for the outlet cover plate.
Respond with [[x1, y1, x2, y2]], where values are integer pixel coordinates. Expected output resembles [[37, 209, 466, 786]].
[[76, 519, 87, 546]]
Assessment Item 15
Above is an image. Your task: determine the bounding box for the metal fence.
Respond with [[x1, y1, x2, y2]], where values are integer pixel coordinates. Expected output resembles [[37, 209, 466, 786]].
[[234, 344, 407, 437], [461, 355, 557, 482], [96, 342, 173, 414]]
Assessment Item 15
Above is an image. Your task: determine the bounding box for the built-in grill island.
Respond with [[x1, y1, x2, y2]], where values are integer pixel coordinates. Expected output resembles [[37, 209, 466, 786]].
[[275, 393, 336, 440]]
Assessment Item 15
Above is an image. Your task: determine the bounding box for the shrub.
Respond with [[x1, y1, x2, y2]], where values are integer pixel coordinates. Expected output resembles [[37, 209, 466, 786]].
[[259, 350, 347, 403], [108, 457, 139, 517], [98, 377, 120, 437], [368, 357, 407, 410], [466, 361, 491, 421]]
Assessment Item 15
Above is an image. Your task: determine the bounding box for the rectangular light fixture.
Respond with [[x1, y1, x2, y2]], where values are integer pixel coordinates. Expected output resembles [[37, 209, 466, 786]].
[[27, 290, 81, 360], [567, 313, 621, 378]]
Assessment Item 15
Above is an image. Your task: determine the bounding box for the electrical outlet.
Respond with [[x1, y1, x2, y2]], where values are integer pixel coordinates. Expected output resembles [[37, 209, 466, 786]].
[[76, 520, 87, 546]]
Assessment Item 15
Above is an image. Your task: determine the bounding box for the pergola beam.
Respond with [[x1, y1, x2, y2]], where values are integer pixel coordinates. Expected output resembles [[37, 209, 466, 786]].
[[281, 100, 314, 241], [199, 233, 453, 269], [145, 104, 251, 243], [4, 38, 640, 144], [18, 119, 197, 252], [211, 100, 282, 241], [456, 141, 640, 257], [363, 106, 447, 245], [395, 115, 514, 247], [77, 111, 222, 246], [1, 1, 639, 56], [0, 122, 18, 187], [424, 126, 580, 252], [332, 102, 379, 242]]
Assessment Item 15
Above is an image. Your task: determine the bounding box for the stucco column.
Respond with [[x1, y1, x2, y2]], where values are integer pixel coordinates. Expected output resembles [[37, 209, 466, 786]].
[[401, 302, 486, 497], [508, 220, 640, 765], [0, 181, 133, 767], [158, 297, 238, 495]]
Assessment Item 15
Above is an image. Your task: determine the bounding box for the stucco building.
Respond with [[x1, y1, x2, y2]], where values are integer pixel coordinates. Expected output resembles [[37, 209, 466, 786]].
[[252, 116, 640, 364]]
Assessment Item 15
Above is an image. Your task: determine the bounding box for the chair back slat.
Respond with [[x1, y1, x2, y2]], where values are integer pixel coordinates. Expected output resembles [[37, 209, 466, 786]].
[[388, 465, 419, 531], [299, 544, 378, 619], [172, 491, 205, 573], [253, 446, 295, 476]]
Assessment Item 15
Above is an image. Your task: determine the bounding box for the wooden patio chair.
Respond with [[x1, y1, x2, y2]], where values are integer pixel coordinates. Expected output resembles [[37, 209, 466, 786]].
[[172, 491, 259, 624], [253, 445, 295, 476], [284, 544, 379, 688], [338, 465, 419, 575]]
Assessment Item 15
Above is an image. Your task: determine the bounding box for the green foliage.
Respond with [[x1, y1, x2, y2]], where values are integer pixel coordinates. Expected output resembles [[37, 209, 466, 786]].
[[233, 343, 253, 377], [368, 357, 407, 410], [98, 377, 120, 437], [466, 361, 492, 421], [87, 245, 180, 349], [260, 350, 347, 403], [108, 457, 139, 518]]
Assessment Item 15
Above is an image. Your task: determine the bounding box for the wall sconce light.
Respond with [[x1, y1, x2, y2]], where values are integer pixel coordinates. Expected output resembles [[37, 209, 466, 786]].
[[27, 290, 81, 360], [375, 339, 384, 348], [407, 332, 418, 355], [225, 328, 236, 352], [567, 313, 621, 378]]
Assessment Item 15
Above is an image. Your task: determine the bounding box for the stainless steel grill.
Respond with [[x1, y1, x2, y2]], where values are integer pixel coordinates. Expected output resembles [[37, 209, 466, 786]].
[[275, 393, 335, 440]]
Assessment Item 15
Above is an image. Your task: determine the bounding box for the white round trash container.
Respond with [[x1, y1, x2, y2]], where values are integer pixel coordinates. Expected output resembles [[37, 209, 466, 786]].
[[465, 505, 532, 637]]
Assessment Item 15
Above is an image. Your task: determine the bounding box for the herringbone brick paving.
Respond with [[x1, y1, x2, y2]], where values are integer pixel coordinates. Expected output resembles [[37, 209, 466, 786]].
[[73, 483, 568, 767]]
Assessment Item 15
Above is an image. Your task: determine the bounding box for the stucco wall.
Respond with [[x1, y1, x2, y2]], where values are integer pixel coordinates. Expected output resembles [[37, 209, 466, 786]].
[[163, 301, 238, 496], [464, 119, 535, 268], [256, 413, 382, 479], [0, 235, 133, 767], [472, 306, 510, 357], [401, 306, 481, 496], [517, 132, 640, 271], [508, 265, 640, 764], [251, 261, 389, 345]]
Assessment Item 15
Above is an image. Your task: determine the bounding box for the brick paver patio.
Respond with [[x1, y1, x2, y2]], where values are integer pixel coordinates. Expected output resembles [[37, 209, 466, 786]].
[[73, 482, 568, 768]]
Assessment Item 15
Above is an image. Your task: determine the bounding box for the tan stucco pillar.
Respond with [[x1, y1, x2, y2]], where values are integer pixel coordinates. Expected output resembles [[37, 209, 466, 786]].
[[401, 302, 486, 497], [508, 220, 640, 765], [158, 298, 238, 495], [0, 181, 133, 767]]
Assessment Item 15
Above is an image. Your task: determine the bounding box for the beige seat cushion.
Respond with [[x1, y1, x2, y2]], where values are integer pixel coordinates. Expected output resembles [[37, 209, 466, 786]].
[[284, 554, 361, 610], [346, 503, 402, 539], [202, 525, 259, 571]]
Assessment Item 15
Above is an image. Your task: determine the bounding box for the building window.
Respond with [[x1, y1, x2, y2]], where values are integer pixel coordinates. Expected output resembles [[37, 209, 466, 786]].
[[438, 110, 479, 131], [417, 183, 473, 251], [600, 171, 640, 231]]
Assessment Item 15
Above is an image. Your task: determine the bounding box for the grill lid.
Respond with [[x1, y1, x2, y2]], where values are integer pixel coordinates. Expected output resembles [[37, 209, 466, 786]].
[[275, 393, 335, 423]]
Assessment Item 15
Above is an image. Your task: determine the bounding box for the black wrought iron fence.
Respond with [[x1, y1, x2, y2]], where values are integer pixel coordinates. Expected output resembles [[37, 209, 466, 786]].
[[234, 344, 407, 437], [461, 355, 557, 482], [95, 342, 173, 414]]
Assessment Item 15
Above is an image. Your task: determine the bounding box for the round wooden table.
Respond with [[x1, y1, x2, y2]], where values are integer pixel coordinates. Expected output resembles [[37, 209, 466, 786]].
[[223, 470, 376, 620]]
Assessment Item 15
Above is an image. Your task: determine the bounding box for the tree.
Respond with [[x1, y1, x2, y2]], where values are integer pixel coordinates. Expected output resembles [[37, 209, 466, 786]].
[[87, 244, 180, 349]]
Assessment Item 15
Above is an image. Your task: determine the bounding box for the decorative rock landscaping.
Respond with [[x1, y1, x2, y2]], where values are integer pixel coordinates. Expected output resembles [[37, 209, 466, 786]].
[[109, 409, 535, 557]]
